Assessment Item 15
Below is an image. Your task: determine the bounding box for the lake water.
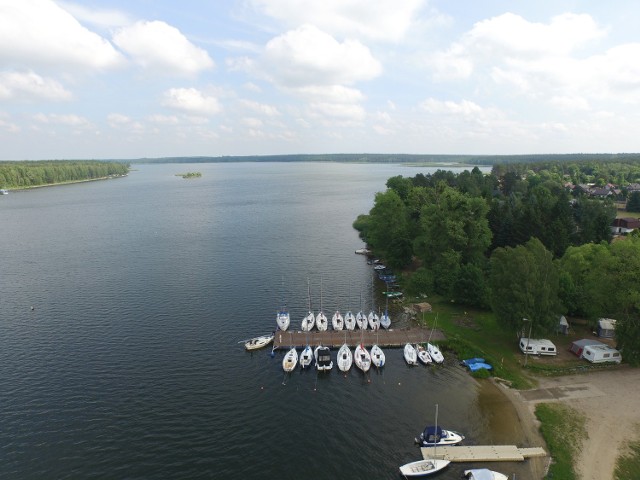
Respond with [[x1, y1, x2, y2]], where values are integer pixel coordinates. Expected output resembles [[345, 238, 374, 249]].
[[0, 162, 533, 479]]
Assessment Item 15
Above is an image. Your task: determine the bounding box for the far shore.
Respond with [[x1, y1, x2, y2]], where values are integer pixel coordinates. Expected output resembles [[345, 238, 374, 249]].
[[5, 174, 127, 192]]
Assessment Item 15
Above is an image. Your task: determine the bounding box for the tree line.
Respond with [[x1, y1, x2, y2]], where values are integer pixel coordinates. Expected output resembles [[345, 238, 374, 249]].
[[0, 161, 130, 189], [354, 161, 640, 364]]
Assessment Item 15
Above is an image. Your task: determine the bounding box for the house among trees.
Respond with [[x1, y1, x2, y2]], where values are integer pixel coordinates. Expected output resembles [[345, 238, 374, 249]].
[[611, 217, 640, 235]]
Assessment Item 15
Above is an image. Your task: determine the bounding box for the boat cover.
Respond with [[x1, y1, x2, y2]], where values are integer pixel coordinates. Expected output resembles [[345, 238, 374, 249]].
[[421, 426, 443, 443], [465, 469, 496, 480]]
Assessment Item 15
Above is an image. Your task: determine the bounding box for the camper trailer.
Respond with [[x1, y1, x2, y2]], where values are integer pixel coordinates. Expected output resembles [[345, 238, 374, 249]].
[[519, 338, 557, 356], [582, 344, 622, 364]]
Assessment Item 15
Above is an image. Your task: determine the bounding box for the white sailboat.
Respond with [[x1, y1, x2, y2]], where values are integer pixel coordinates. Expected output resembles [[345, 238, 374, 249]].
[[243, 333, 274, 351], [371, 344, 385, 368], [299, 344, 313, 369], [427, 343, 444, 364], [416, 344, 432, 365], [344, 311, 356, 331], [301, 278, 315, 332], [400, 404, 451, 477], [316, 277, 328, 331], [282, 347, 298, 372], [276, 306, 290, 331], [464, 469, 509, 480], [368, 277, 380, 330], [355, 290, 367, 329], [380, 294, 391, 329], [354, 343, 371, 372], [404, 343, 418, 365], [331, 310, 344, 330], [337, 343, 353, 372]]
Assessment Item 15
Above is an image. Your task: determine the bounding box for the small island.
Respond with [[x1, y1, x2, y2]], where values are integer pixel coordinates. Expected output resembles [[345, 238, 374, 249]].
[[175, 172, 202, 179]]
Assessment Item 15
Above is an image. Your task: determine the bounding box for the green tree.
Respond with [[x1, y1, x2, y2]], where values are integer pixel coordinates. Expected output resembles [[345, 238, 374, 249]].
[[367, 189, 411, 268], [489, 238, 563, 335], [627, 191, 640, 212]]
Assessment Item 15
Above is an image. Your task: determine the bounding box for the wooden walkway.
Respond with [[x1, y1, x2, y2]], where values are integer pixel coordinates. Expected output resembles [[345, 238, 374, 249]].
[[272, 328, 444, 350], [421, 445, 547, 462]]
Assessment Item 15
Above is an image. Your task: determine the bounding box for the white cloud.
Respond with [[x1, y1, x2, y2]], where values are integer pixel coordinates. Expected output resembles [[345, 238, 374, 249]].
[[58, 1, 132, 28], [33, 112, 91, 127], [0, 115, 20, 133], [420, 98, 483, 117], [263, 24, 382, 87], [162, 88, 222, 116], [147, 114, 180, 125], [240, 99, 281, 116], [0, 71, 72, 101], [0, 0, 123, 71], [309, 102, 365, 121], [113, 20, 214, 75], [248, 0, 425, 42]]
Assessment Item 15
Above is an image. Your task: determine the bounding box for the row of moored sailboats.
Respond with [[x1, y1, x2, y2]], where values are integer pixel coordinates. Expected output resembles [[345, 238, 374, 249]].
[[281, 341, 386, 373]]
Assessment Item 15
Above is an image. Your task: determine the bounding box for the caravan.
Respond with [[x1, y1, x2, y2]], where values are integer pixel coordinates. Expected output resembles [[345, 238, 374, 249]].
[[582, 344, 622, 364], [519, 338, 557, 356]]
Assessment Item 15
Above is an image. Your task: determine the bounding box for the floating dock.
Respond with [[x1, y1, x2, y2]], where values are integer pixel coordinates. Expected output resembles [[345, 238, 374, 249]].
[[421, 445, 547, 462], [272, 328, 444, 350]]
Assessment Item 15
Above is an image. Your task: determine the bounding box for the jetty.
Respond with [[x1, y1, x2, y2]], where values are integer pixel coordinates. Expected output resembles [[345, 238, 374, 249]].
[[272, 327, 444, 350], [421, 445, 547, 462]]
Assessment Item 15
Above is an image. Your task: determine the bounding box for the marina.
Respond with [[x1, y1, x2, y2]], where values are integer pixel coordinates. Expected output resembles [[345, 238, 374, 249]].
[[272, 327, 445, 350]]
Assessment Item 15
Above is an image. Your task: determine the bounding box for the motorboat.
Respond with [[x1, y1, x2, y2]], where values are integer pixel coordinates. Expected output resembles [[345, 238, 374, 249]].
[[331, 311, 344, 330], [399, 459, 450, 477], [464, 469, 509, 480], [282, 347, 298, 372], [416, 344, 432, 365], [314, 345, 333, 371], [354, 343, 371, 373], [337, 344, 352, 372], [355, 248, 371, 255], [368, 311, 380, 330], [299, 345, 313, 369], [404, 343, 418, 365], [301, 311, 315, 332], [371, 344, 385, 368], [427, 343, 444, 364], [415, 426, 465, 447], [344, 311, 356, 331], [244, 333, 274, 351], [276, 307, 290, 331], [356, 311, 367, 330]]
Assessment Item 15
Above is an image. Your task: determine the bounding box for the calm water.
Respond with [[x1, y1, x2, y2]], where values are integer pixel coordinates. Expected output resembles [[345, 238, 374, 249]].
[[0, 163, 531, 479]]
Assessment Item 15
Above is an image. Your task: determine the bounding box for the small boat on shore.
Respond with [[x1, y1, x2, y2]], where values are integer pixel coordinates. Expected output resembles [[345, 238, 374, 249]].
[[243, 333, 274, 351], [416, 344, 432, 365], [399, 459, 450, 478], [282, 347, 298, 372], [404, 343, 418, 365], [337, 343, 352, 372], [464, 469, 509, 480]]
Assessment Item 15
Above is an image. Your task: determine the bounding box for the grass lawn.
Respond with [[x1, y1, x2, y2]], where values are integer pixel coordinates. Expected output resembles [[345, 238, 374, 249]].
[[615, 434, 640, 480]]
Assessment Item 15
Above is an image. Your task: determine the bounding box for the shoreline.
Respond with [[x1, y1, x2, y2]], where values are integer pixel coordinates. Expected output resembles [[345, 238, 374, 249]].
[[5, 174, 127, 192]]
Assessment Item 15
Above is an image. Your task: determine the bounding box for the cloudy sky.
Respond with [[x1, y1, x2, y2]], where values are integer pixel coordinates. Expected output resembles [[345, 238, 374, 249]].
[[2, 0, 640, 160]]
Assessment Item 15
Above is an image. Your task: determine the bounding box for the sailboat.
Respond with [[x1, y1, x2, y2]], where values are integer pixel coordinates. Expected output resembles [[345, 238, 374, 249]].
[[404, 343, 418, 365], [344, 311, 356, 330], [355, 291, 367, 330], [380, 293, 391, 329], [316, 277, 328, 332], [464, 469, 509, 480], [371, 344, 385, 368], [299, 344, 313, 369], [314, 345, 333, 371], [354, 343, 371, 372], [337, 342, 353, 372], [368, 277, 380, 330], [301, 278, 315, 332], [416, 344, 432, 365], [427, 315, 444, 363], [282, 346, 298, 372], [331, 310, 344, 330], [400, 404, 451, 477], [276, 305, 290, 331]]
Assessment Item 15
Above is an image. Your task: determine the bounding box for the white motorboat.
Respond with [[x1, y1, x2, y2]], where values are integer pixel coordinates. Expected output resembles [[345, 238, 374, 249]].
[[344, 311, 356, 331], [356, 311, 367, 329], [337, 343, 353, 372], [331, 311, 344, 330], [299, 345, 313, 369], [368, 311, 380, 331], [416, 426, 465, 447], [464, 469, 509, 480], [282, 347, 298, 372], [243, 333, 274, 351], [301, 311, 315, 331], [354, 343, 371, 373], [399, 459, 450, 477], [314, 345, 333, 371], [416, 344, 432, 365], [316, 311, 328, 331], [427, 343, 444, 364], [371, 344, 385, 368], [404, 343, 418, 365], [355, 247, 371, 255]]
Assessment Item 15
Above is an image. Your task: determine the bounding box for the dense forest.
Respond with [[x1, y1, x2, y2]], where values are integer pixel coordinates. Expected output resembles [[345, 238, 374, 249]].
[[132, 152, 640, 166], [354, 160, 640, 364], [0, 161, 130, 189]]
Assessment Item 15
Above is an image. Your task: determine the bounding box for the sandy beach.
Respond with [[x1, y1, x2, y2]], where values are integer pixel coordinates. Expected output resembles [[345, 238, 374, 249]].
[[497, 366, 640, 479]]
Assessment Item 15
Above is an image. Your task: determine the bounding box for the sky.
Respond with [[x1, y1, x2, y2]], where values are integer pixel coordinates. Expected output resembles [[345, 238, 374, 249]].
[[2, 0, 640, 160]]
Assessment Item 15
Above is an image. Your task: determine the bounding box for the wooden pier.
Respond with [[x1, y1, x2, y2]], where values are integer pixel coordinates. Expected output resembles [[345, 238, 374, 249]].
[[272, 327, 445, 350], [421, 445, 547, 462]]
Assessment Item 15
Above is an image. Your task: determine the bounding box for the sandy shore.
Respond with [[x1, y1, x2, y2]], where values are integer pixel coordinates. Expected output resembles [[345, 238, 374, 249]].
[[497, 366, 640, 479]]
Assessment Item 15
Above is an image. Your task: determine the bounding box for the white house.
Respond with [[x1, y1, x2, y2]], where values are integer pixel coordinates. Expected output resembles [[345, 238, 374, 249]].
[[519, 338, 557, 356], [582, 344, 622, 364]]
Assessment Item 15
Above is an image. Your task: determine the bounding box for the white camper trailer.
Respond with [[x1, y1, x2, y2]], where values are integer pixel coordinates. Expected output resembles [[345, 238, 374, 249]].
[[582, 344, 622, 364], [519, 338, 557, 356]]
